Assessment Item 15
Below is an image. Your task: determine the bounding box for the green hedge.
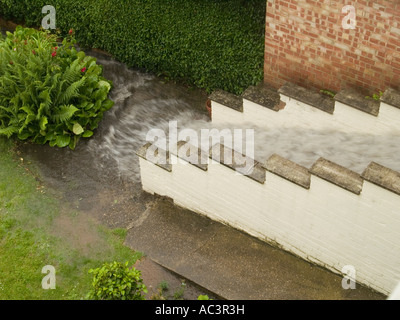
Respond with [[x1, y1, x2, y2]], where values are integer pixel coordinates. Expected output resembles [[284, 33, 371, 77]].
[[0, 0, 266, 94]]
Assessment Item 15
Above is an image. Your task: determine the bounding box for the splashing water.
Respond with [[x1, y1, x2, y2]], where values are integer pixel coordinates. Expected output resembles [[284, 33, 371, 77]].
[[87, 54, 400, 184]]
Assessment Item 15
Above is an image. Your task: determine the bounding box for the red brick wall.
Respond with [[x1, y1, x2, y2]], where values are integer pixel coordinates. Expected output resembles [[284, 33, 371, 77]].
[[264, 0, 400, 93]]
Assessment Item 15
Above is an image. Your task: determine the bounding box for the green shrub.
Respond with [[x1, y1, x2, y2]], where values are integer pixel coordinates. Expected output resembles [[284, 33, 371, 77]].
[[87, 261, 147, 300], [0, 0, 266, 94], [0, 26, 114, 149]]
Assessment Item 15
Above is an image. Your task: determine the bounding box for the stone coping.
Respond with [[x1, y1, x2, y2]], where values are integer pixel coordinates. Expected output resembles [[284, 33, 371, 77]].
[[278, 82, 335, 114], [380, 88, 400, 109], [209, 90, 243, 112], [263, 154, 311, 189], [138, 141, 400, 197], [362, 162, 400, 196], [242, 84, 283, 112], [136, 142, 172, 172], [172, 140, 208, 171], [334, 88, 380, 116], [209, 143, 266, 184], [310, 158, 363, 195]]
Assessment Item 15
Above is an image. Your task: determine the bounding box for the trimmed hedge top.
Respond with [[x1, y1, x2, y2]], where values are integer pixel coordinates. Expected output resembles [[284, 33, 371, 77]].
[[0, 0, 266, 94]]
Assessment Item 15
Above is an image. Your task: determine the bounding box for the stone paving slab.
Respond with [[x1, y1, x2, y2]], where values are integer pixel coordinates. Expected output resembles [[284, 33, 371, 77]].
[[125, 194, 386, 300]]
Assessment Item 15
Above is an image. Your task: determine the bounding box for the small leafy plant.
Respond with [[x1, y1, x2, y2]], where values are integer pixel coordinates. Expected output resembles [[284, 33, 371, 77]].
[[150, 281, 169, 300], [173, 281, 186, 300], [0, 26, 114, 149], [320, 89, 336, 99], [87, 261, 147, 300], [365, 91, 383, 101], [159, 280, 169, 292]]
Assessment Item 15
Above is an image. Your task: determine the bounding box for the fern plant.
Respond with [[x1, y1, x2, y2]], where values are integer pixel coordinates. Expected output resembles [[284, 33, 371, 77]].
[[0, 26, 114, 149]]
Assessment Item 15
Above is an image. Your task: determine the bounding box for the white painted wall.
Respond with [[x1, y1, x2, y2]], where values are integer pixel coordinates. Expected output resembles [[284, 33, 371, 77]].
[[388, 282, 400, 300], [139, 153, 400, 296], [210, 101, 245, 124]]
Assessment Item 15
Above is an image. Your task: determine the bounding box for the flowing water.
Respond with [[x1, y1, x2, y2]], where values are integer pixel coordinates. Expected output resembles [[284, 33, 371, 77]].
[[3, 27, 399, 183], [85, 53, 209, 183], [87, 53, 400, 184]]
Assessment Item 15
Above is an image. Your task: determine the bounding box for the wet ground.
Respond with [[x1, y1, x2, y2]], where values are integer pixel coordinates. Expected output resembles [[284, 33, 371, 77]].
[[11, 49, 386, 300], [15, 50, 214, 300], [1, 19, 387, 299]]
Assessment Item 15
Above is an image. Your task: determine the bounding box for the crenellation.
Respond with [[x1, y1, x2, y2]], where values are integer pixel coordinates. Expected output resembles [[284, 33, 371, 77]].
[[173, 140, 208, 171], [334, 88, 381, 116], [242, 84, 284, 112], [381, 88, 400, 109], [362, 161, 400, 195], [209, 143, 266, 184], [278, 82, 335, 114], [136, 142, 172, 172], [209, 89, 243, 112], [309, 157, 364, 195], [264, 153, 311, 189]]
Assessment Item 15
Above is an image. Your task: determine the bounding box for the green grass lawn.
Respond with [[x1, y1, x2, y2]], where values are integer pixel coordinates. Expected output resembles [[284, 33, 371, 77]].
[[0, 137, 142, 299]]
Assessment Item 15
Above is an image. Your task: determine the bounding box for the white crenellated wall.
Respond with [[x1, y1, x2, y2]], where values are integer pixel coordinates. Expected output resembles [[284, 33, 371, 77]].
[[139, 86, 400, 296], [212, 95, 400, 134], [138, 148, 400, 296]]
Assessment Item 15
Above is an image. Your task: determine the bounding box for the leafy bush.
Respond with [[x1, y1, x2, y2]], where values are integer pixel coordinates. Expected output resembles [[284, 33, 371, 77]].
[[0, 0, 266, 94], [87, 261, 147, 300], [0, 26, 114, 149]]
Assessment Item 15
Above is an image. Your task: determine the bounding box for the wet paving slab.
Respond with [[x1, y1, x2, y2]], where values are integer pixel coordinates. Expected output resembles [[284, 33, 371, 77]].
[[125, 195, 385, 300]]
